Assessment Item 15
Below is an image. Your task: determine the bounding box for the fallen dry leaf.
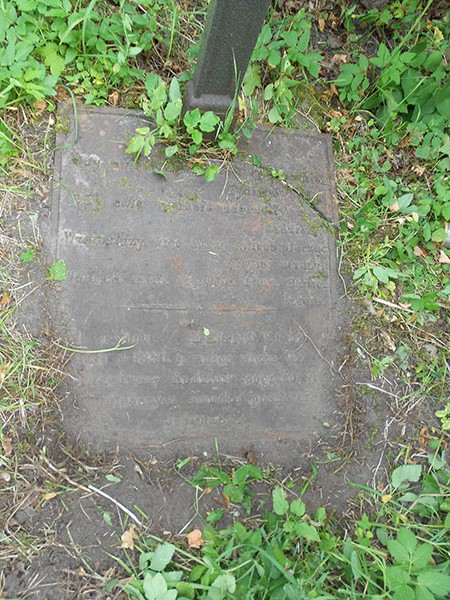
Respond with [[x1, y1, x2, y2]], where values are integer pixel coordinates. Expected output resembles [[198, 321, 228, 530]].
[[412, 164, 426, 177], [433, 25, 444, 41], [381, 330, 396, 352], [318, 17, 325, 32], [389, 201, 399, 212], [0, 292, 11, 305], [43, 491, 58, 501], [438, 250, 450, 264], [2, 436, 12, 457], [34, 99, 47, 113], [0, 363, 9, 387], [56, 86, 68, 100], [413, 246, 425, 257], [187, 529, 204, 549], [121, 524, 138, 550], [108, 90, 119, 106], [332, 53, 347, 66], [419, 426, 437, 448], [0, 471, 11, 483], [222, 492, 231, 511], [329, 83, 339, 97]]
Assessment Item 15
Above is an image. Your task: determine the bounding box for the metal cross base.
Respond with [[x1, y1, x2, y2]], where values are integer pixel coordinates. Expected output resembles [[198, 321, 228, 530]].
[[183, 0, 271, 121]]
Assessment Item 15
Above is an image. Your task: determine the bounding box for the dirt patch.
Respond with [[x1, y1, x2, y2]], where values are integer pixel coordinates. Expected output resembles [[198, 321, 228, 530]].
[[2, 318, 432, 599]]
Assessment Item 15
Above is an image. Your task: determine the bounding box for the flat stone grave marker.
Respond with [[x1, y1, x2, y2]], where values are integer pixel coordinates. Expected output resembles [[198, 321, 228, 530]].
[[46, 104, 342, 462]]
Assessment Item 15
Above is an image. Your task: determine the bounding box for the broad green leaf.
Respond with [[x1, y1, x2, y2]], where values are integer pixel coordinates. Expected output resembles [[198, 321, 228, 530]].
[[183, 108, 201, 130], [176, 581, 195, 599], [396, 193, 414, 211], [412, 542, 433, 569], [232, 465, 262, 484], [191, 129, 202, 145], [391, 464, 422, 490], [282, 30, 298, 47], [208, 574, 236, 599], [268, 106, 281, 123], [392, 584, 415, 600], [388, 539, 414, 564], [263, 83, 274, 101], [386, 565, 411, 587], [149, 543, 176, 572], [164, 98, 182, 121], [145, 72, 162, 95], [396, 528, 418, 555], [289, 499, 305, 517], [199, 111, 220, 133], [143, 134, 156, 157], [376, 527, 389, 546], [218, 133, 237, 151], [150, 81, 167, 111], [159, 123, 172, 138], [295, 521, 320, 542], [268, 48, 281, 67], [372, 265, 390, 283], [297, 29, 311, 53], [230, 522, 246, 542], [223, 483, 243, 503], [44, 51, 65, 76], [162, 571, 182, 584], [165, 145, 179, 157], [424, 50, 443, 72], [417, 572, 450, 597], [242, 64, 261, 96], [128, 46, 142, 57], [139, 551, 154, 571], [20, 249, 35, 263], [431, 228, 446, 243], [105, 474, 121, 483], [126, 134, 146, 155], [415, 587, 435, 600], [189, 564, 206, 582], [168, 77, 181, 101], [283, 583, 303, 600], [272, 486, 289, 515], [350, 550, 362, 580], [190, 163, 205, 176], [47, 259, 66, 281], [388, 528, 417, 564], [315, 507, 326, 525], [143, 572, 177, 600], [435, 82, 450, 119]]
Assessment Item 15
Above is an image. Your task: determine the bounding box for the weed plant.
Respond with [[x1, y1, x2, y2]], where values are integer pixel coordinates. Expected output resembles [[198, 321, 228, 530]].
[[112, 450, 450, 599]]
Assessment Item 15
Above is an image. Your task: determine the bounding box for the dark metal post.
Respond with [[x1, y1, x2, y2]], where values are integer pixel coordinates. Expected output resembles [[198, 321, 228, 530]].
[[183, 0, 271, 120]]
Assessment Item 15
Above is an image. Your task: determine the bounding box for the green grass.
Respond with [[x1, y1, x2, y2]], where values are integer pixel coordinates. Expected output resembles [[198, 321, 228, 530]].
[[110, 451, 450, 599], [0, 0, 449, 596]]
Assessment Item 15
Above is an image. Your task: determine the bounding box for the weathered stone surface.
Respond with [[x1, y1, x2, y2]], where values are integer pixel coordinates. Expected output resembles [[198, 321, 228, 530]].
[[47, 104, 342, 460]]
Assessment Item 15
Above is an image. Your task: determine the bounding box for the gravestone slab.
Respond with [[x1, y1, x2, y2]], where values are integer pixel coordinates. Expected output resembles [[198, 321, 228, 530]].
[[47, 104, 342, 460]]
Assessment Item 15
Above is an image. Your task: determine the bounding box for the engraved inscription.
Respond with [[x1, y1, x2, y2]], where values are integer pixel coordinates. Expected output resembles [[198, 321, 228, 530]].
[[51, 107, 339, 451], [63, 229, 144, 251]]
